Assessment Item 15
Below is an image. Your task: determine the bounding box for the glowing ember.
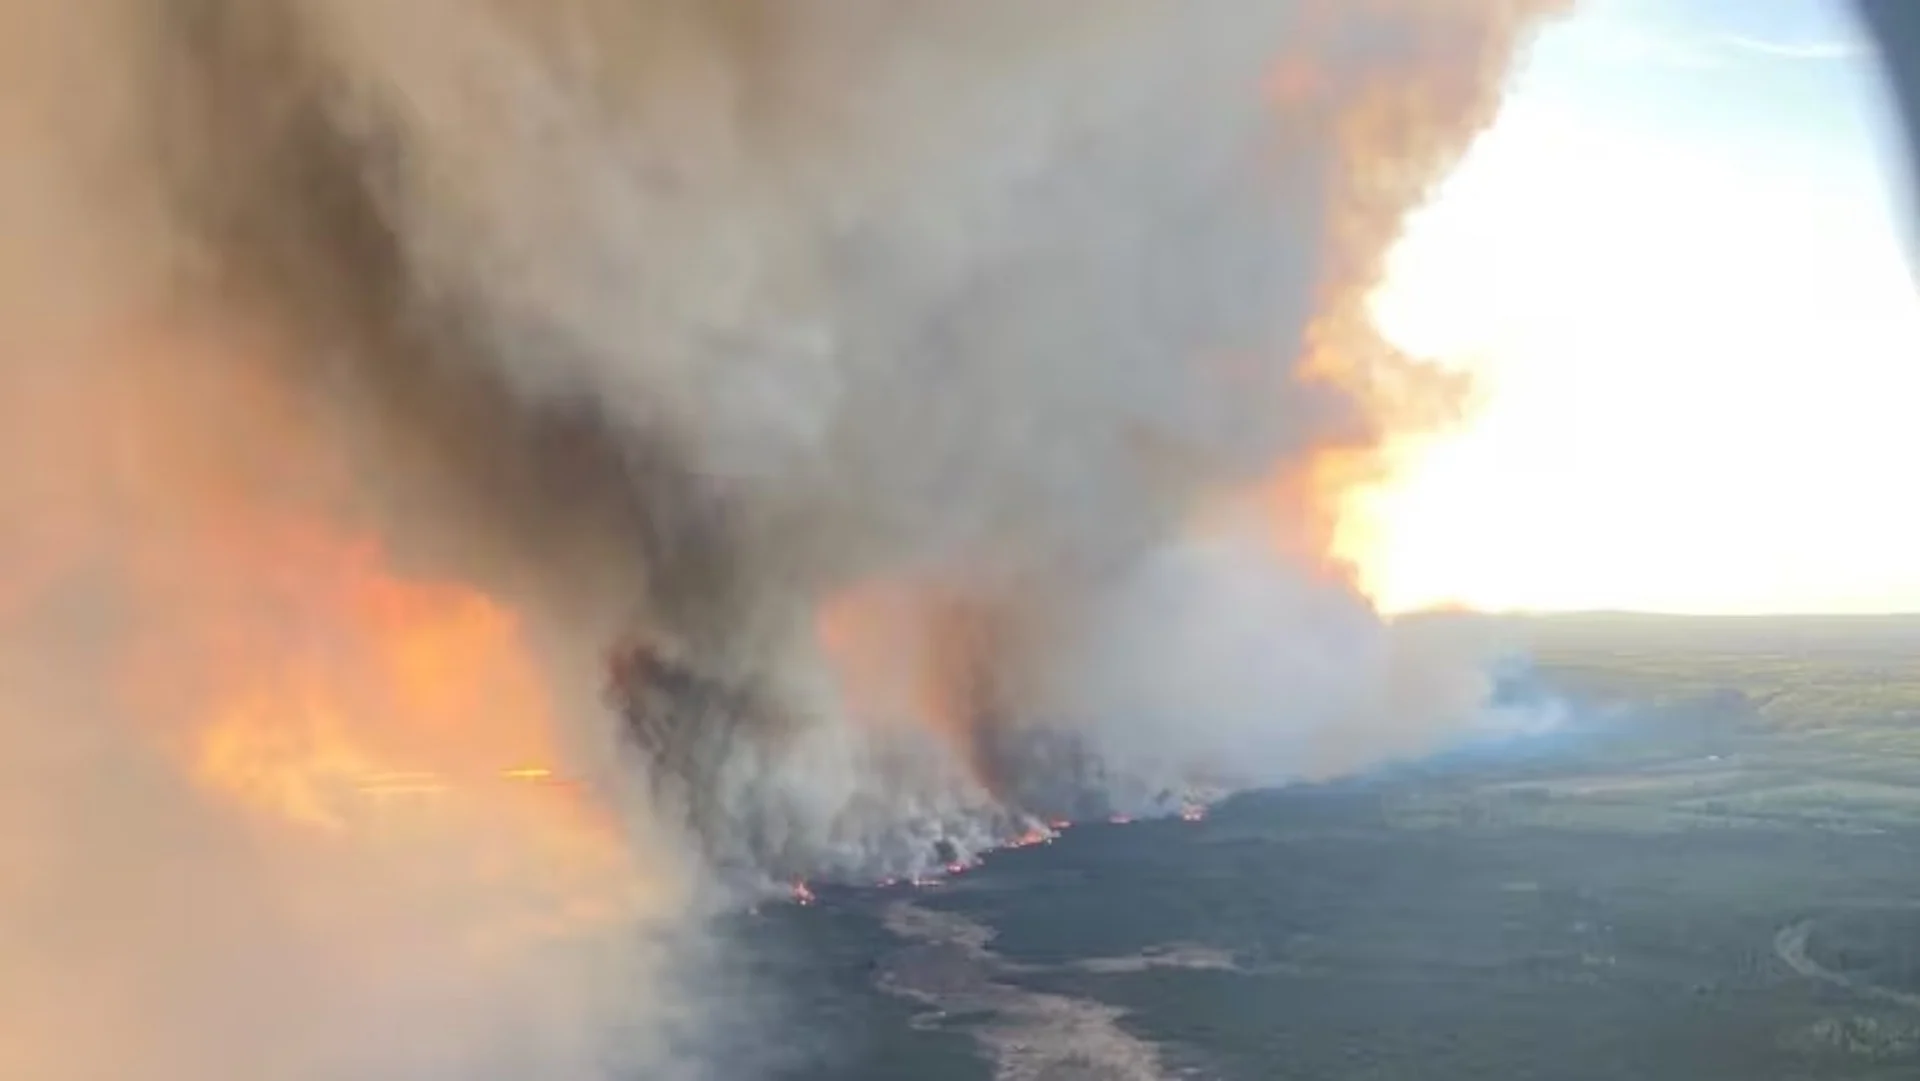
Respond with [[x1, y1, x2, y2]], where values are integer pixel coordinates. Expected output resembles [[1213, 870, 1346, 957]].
[[791, 881, 817, 907]]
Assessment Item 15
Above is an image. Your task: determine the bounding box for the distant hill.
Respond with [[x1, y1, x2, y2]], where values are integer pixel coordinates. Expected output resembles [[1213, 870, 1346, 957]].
[[1480, 612, 1920, 730]]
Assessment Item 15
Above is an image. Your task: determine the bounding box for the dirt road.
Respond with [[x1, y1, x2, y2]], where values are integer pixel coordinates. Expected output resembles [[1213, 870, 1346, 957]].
[[1775, 919, 1920, 1011]]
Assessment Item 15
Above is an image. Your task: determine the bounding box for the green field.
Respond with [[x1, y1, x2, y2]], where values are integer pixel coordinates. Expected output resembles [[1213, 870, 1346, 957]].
[[754, 613, 1920, 1080]]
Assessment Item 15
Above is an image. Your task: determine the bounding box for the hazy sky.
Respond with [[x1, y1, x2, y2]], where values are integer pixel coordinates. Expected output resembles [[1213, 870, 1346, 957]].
[[1350, 0, 1919, 615]]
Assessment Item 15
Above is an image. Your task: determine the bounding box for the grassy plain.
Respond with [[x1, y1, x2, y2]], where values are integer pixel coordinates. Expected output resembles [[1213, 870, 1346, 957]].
[[758, 613, 1920, 1080]]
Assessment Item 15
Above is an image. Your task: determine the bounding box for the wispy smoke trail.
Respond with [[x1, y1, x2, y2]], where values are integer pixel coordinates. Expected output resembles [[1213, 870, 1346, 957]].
[[0, 1, 1559, 1077]]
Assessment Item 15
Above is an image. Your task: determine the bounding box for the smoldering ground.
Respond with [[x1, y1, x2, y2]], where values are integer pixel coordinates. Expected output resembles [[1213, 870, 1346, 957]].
[[0, 1, 1559, 1078]]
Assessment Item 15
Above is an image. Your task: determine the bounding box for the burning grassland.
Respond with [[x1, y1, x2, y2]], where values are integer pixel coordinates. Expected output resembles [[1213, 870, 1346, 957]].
[[0, 1, 1563, 1077]]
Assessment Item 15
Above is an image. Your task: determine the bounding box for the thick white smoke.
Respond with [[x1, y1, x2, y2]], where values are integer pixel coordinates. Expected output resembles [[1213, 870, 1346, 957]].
[[0, 1, 1559, 1078]]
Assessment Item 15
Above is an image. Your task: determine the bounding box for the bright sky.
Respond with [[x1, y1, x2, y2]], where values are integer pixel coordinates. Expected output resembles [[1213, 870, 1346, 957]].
[[1349, 0, 1920, 616]]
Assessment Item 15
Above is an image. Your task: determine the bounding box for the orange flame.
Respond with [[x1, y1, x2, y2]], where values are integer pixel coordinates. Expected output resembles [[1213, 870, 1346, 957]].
[[0, 320, 646, 955], [179, 521, 571, 834], [140, 511, 649, 957], [1010, 826, 1053, 848]]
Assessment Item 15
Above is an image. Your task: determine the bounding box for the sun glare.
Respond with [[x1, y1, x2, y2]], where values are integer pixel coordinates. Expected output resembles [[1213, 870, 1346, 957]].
[[1341, 28, 1920, 616]]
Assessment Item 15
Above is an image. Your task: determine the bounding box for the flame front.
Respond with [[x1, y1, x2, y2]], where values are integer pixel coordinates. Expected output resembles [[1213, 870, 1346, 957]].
[[0, 1, 1567, 1073], [185, 521, 565, 834], [168, 514, 646, 949], [0, 322, 646, 956]]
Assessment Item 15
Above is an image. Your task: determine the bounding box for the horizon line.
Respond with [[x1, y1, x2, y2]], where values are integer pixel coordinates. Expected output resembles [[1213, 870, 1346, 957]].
[[1390, 606, 1920, 621]]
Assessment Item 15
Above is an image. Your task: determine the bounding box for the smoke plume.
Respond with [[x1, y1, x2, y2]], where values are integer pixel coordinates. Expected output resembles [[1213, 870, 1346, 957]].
[[0, 1, 1560, 1078]]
